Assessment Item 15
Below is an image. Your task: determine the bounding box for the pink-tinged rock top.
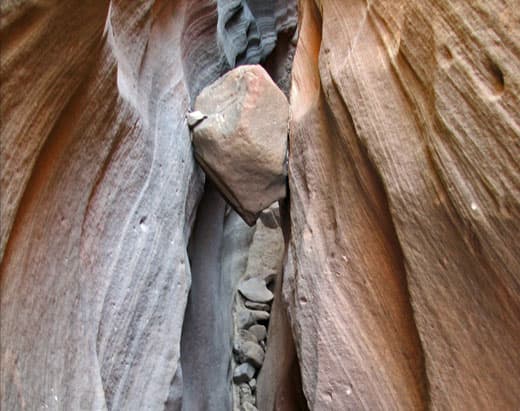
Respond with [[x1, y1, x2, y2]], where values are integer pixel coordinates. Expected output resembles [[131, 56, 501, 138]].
[[191, 64, 289, 225]]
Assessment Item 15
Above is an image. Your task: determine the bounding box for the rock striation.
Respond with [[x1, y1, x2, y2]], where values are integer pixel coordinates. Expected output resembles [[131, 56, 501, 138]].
[[217, 0, 297, 67], [191, 65, 290, 225], [1, 0, 519, 410], [285, 0, 520, 409], [0, 1, 298, 410]]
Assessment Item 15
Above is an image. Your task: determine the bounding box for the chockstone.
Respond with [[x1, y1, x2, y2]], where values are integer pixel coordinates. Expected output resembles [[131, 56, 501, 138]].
[[238, 277, 274, 303], [190, 64, 289, 226]]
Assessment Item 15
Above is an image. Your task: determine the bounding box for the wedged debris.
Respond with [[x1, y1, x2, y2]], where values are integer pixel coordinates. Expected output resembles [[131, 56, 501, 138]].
[[245, 300, 271, 311], [234, 339, 265, 368], [233, 363, 256, 383], [190, 64, 289, 225], [238, 277, 274, 303], [236, 307, 270, 329], [247, 324, 267, 342]]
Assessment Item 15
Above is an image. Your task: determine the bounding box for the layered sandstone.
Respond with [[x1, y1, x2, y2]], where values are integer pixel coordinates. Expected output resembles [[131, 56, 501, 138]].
[[1, 0, 519, 410], [286, 0, 520, 409]]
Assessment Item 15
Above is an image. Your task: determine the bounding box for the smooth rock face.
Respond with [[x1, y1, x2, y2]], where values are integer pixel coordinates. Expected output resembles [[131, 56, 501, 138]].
[[192, 64, 289, 225], [238, 277, 274, 303], [181, 181, 230, 411], [285, 0, 520, 409]]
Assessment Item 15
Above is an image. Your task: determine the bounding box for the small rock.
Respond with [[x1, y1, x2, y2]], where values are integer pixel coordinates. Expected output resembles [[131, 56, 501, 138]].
[[239, 383, 252, 395], [248, 324, 267, 342], [245, 300, 271, 311], [236, 329, 257, 343], [239, 383, 255, 405], [192, 65, 289, 225], [236, 308, 270, 329], [233, 363, 256, 383], [238, 278, 274, 303], [241, 403, 258, 411], [186, 110, 207, 128], [249, 378, 257, 391], [234, 340, 265, 368]]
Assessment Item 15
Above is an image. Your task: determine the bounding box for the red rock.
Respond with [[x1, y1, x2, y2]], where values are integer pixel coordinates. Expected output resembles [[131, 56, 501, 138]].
[[284, 0, 520, 409], [192, 65, 289, 226]]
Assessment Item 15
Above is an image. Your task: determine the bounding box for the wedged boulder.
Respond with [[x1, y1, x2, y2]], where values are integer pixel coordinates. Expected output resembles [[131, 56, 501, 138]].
[[190, 64, 289, 225]]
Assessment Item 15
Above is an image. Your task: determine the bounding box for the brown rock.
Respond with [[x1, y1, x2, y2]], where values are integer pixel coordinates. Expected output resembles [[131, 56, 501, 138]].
[[285, 0, 520, 409], [192, 64, 289, 225]]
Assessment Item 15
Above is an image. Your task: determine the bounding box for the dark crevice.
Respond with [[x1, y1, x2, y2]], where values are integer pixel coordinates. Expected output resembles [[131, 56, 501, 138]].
[[179, 1, 304, 410]]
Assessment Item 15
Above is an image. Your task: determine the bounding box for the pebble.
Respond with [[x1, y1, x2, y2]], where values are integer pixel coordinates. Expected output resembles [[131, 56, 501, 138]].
[[249, 378, 257, 391], [233, 363, 256, 384], [186, 110, 207, 128], [238, 278, 274, 303], [234, 340, 265, 368], [236, 329, 257, 343], [241, 402, 258, 411], [247, 324, 267, 342], [239, 383, 255, 405], [237, 308, 270, 329], [245, 300, 271, 311]]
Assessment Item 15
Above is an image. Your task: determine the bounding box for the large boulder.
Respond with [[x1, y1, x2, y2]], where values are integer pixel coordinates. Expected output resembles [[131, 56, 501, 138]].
[[190, 64, 289, 225]]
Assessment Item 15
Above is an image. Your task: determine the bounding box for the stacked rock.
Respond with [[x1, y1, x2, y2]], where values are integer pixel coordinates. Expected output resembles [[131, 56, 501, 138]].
[[232, 277, 274, 410]]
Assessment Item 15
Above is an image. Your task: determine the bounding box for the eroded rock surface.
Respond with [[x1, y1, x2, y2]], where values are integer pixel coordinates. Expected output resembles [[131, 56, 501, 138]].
[[2, 0, 519, 410], [286, 0, 520, 409], [1, 1, 204, 409], [217, 0, 297, 67], [0, 1, 298, 410], [192, 65, 289, 225]]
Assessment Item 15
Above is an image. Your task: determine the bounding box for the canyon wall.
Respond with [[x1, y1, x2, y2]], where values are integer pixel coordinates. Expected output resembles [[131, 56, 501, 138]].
[[1, 0, 519, 410], [286, 0, 519, 409]]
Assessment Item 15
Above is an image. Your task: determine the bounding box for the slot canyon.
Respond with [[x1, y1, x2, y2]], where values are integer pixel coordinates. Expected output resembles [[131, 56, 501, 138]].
[[1, 0, 519, 410]]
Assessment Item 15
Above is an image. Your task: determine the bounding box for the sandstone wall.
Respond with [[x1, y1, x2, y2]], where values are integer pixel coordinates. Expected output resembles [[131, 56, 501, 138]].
[[1, 0, 519, 410], [286, 0, 520, 409]]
